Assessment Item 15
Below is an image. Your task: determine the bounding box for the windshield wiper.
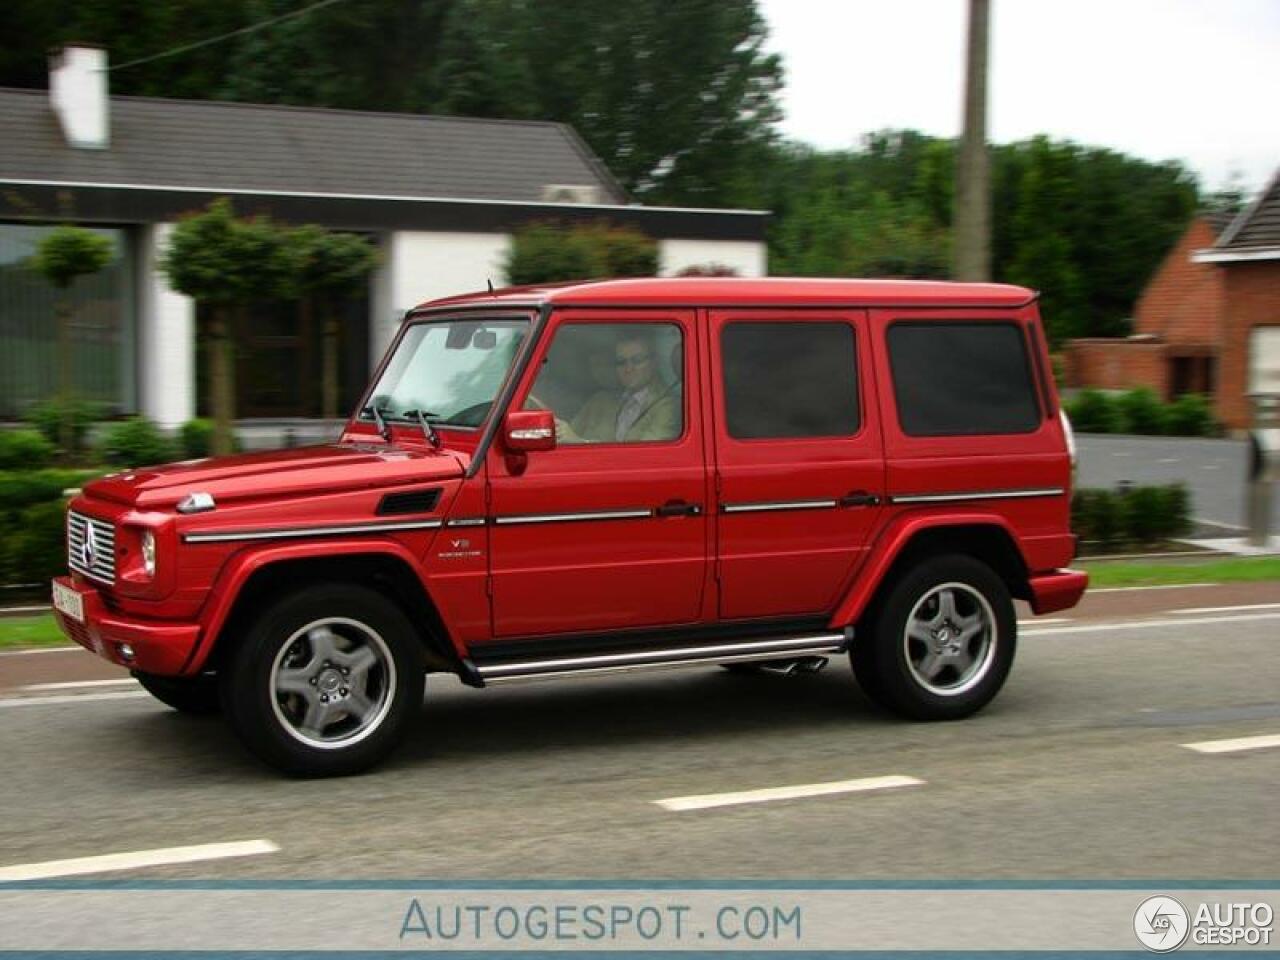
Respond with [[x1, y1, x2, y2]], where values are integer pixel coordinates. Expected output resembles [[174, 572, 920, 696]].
[[403, 409, 442, 448], [361, 404, 392, 443]]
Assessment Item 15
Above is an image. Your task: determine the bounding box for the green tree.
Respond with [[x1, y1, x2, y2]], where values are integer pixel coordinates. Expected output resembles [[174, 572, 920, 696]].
[[29, 225, 113, 455], [505, 222, 656, 284], [160, 199, 300, 454], [290, 226, 379, 420]]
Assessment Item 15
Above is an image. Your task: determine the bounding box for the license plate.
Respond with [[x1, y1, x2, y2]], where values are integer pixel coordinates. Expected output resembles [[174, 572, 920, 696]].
[[52, 581, 84, 623]]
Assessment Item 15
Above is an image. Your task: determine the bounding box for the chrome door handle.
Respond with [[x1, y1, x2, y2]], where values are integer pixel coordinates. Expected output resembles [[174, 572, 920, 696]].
[[656, 500, 701, 517], [838, 491, 880, 508]]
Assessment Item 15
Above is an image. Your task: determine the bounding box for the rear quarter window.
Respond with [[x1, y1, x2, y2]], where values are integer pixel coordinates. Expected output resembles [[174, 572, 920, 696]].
[[887, 321, 1041, 436]]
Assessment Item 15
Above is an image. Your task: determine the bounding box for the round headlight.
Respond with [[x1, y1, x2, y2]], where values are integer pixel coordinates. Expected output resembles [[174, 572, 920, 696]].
[[141, 529, 156, 578]]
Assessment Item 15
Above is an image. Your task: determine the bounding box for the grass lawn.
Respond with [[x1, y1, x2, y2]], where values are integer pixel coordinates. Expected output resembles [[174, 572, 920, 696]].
[[0, 613, 70, 650], [1081, 555, 1280, 588], [1, 556, 1278, 652]]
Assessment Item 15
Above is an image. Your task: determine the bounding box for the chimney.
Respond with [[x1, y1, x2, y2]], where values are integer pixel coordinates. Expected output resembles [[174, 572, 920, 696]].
[[49, 45, 109, 150]]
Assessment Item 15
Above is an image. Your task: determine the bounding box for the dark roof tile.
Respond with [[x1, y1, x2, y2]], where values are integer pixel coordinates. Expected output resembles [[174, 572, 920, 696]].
[[0, 88, 628, 204]]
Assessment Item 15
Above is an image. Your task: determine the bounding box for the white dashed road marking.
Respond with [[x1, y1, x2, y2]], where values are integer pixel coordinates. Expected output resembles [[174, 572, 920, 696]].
[[656, 775, 925, 812], [21, 679, 137, 692], [1171, 603, 1280, 616], [1088, 583, 1218, 594], [1182, 734, 1280, 755], [0, 691, 149, 709], [1021, 611, 1280, 637], [0, 840, 280, 883]]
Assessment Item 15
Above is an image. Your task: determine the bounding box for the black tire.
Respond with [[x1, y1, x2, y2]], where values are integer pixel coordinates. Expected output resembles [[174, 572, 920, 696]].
[[220, 583, 424, 777], [851, 554, 1016, 721], [132, 670, 221, 715]]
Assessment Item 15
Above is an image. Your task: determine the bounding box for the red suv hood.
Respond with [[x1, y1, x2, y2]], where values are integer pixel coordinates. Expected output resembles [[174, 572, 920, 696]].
[[83, 442, 467, 510]]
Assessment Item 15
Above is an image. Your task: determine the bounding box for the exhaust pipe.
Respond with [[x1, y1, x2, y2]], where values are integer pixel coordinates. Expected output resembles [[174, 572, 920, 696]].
[[757, 656, 829, 677]]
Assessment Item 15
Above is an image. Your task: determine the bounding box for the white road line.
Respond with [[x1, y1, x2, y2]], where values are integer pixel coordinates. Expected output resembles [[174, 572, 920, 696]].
[[1088, 583, 1218, 594], [1017, 618, 1072, 626], [655, 775, 924, 812], [1022, 611, 1280, 637], [0, 646, 80, 657], [0, 691, 149, 709], [21, 679, 137, 692], [0, 605, 51, 615], [1158, 458, 1180, 464], [0, 840, 280, 883], [1171, 603, 1280, 615], [1182, 734, 1280, 755]]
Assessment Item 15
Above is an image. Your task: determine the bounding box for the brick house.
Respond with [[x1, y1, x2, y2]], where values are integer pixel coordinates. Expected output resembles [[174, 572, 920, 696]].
[[1063, 211, 1231, 408], [1194, 169, 1280, 431], [1065, 167, 1280, 432]]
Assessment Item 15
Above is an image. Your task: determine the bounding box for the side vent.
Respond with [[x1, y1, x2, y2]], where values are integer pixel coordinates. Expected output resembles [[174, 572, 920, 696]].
[[376, 488, 442, 516]]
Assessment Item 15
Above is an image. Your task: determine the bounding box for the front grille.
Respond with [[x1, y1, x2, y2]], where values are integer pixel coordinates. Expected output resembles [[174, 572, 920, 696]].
[[67, 511, 116, 584]]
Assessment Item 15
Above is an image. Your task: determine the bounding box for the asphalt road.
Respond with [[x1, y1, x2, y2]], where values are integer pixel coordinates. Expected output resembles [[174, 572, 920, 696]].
[[2, 583, 1279, 882], [1077, 433, 1278, 532]]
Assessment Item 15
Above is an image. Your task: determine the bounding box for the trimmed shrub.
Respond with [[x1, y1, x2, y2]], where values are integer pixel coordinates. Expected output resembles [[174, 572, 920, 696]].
[[1164, 393, 1215, 437], [0, 469, 103, 510], [26, 396, 99, 456], [1072, 488, 1122, 548], [100, 417, 176, 467], [1072, 482, 1193, 548], [1066, 389, 1120, 433], [8, 499, 70, 584], [1116, 387, 1166, 435], [505, 221, 657, 285], [0, 430, 55, 469], [674, 263, 740, 277], [1122, 485, 1167, 543]]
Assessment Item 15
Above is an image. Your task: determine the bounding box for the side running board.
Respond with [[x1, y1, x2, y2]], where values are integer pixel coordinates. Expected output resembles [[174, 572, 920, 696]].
[[474, 631, 851, 685]]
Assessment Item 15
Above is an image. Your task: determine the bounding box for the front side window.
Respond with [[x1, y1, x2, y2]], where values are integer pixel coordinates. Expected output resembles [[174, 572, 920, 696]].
[[888, 321, 1040, 436], [524, 322, 683, 444], [363, 317, 528, 428], [721, 322, 860, 440]]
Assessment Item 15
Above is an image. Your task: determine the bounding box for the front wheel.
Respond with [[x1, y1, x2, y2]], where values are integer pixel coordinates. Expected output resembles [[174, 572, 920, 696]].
[[220, 584, 424, 777], [852, 554, 1015, 721]]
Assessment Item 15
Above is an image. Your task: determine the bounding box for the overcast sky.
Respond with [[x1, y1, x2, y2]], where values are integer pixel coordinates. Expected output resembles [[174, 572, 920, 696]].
[[758, 0, 1279, 195]]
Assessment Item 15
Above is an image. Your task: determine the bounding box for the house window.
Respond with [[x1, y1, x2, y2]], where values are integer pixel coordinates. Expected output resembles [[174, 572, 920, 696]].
[[0, 223, 135, 419]]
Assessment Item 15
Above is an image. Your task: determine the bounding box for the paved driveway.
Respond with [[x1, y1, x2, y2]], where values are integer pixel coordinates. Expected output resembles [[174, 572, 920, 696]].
[[1077, 433, 1278, 532]]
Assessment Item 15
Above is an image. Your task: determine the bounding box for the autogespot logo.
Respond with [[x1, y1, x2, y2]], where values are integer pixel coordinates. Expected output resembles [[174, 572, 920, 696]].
[[1134, 895, 1190, 952]]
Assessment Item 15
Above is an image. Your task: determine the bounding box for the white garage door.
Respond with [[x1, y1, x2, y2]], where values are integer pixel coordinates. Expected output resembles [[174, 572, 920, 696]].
[[1250, 327, 1280, 394]]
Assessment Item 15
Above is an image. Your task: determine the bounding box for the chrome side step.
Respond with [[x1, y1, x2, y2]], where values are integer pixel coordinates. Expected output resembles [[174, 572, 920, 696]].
[[476, 631, 850, 685]]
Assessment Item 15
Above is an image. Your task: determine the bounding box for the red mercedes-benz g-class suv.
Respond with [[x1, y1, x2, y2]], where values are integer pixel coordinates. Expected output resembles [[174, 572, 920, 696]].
[[52, 278, 1086, 776]]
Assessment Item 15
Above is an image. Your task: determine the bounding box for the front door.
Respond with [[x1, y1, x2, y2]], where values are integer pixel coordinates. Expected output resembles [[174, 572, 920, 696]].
[[709, 309, 885, 620], [486, 310, 712, 639]]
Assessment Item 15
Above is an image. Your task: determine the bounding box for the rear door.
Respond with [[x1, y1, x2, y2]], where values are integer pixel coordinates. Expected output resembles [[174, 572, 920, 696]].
[[708, 309, 885, 620]]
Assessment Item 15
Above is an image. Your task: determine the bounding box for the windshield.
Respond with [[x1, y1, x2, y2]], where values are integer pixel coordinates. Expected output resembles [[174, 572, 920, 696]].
[[361, 317, 529, 429]]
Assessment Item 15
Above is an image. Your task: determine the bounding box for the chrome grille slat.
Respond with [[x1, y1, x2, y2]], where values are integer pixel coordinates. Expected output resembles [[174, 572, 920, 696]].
[[67, 510, 116, 584]]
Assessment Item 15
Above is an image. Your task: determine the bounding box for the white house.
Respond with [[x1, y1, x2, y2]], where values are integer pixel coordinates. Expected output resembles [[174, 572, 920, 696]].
[[0, 46, 768, 437]]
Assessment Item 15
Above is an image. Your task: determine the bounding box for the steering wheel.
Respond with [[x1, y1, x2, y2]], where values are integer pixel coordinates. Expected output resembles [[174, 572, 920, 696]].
[[448, 401, 493, 427]]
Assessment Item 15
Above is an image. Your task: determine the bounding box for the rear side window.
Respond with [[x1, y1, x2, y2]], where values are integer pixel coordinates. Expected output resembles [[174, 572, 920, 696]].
[[888, 322, 1040, 436], [721, 322, 860, 439]]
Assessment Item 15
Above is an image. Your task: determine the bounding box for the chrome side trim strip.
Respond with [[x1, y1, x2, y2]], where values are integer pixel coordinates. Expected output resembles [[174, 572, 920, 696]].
[[721, 499, 838, 514], [890, 487, 1065, 505], [478, 633, 848, 680], [493, 508, 653, 526], [483, 644, 848, 684], [446, 517, 487, 528], [183, 519, 443, 544]]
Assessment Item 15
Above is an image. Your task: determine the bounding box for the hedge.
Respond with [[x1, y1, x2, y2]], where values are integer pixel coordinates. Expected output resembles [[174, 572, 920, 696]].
[[1071, 482, 1191, 549], [1065, 389, 1216, 437]]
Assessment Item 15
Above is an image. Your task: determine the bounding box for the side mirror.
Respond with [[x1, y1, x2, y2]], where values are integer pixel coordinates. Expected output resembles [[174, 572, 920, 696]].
[[503, 409, 556, 452]]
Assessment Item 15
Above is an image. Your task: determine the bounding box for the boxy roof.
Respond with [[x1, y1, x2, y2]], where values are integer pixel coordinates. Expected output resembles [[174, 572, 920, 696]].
[[417, 277, 1038, 312]]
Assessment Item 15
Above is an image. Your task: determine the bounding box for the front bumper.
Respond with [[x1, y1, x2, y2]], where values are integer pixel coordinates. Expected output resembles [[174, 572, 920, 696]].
[[1027, 567, 1089, 615], [51, 576, 200, 675]]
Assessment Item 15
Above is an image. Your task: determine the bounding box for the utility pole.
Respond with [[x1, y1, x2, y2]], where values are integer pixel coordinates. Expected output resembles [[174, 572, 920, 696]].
[[954, 0, 991, 281]]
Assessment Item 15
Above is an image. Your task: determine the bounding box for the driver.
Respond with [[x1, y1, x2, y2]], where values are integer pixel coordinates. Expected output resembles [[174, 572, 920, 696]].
[[558, 332, 679, 443]]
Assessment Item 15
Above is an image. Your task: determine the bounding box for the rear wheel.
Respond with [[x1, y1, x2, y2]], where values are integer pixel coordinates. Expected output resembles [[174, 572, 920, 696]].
[[852, 554, 1015, 720], [220, 584, 424, 777], [132, 670, 220, 715]]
